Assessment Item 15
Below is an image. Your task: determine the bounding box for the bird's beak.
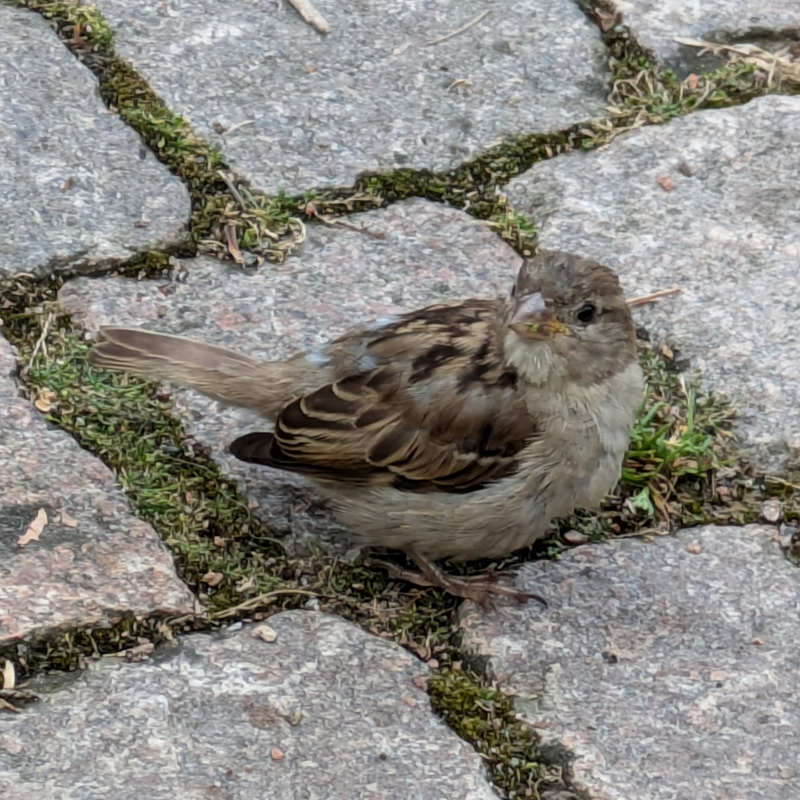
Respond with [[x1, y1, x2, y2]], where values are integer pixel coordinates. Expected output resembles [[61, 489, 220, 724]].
[[509, 293, 571, 340]]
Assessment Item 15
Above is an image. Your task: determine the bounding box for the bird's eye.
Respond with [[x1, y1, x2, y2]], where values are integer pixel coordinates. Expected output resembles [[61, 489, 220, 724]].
[[576, 303, 597, 324]]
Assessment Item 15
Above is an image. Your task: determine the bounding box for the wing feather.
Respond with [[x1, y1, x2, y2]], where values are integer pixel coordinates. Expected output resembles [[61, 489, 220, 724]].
[[229, 300, 540, 493]]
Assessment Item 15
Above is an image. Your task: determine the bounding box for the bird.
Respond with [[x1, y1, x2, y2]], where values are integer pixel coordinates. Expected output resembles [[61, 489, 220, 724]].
[[88, 250, 643, 607]]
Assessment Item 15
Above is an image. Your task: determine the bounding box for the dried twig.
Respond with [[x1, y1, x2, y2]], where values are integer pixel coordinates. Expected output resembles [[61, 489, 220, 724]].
[[426, 9, 491, 46], [627, 287, 681, 307], [28, 311, 55, 365], [210, 589, 321, 620], [217, 171, 246, 210], [223, 120, 255, 137], [287, 0, 329, 34]]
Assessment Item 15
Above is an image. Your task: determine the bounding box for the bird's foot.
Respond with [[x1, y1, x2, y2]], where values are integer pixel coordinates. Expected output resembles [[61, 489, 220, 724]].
[[366, 549, 546, 609]]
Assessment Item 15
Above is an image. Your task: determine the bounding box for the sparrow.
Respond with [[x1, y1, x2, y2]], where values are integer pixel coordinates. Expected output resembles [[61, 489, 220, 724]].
[[88, 250, 643, 607]]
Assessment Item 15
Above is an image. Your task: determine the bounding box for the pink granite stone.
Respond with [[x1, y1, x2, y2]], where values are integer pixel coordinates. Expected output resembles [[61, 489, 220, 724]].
[[0, 337, 195, 644]]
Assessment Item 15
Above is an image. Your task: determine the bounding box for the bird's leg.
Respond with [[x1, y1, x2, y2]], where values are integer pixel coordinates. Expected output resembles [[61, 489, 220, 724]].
[[368, 548, 546, 608]]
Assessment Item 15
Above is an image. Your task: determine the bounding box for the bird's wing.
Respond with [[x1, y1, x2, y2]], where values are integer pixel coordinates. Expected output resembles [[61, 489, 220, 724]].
[[229, 301, 541, 493]]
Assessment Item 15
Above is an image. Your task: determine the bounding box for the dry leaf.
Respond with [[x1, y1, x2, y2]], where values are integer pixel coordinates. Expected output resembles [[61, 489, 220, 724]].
[[761, 498, 782, 522], [270, 748, 283, 761], [1, 660, 15, 690], [18, 508, 48, 547], [34, 391, 56, 413], [657, 175, 675, 191], [124, 642, 155, 662], [686, 73, 698, 90], [564, 530, 589, 545], [59, 510, 78, 528], [201, 571, 224, 587], [252, 624, 278, 643], [594, 6, 620, 31], [412, 675, 429, 691]]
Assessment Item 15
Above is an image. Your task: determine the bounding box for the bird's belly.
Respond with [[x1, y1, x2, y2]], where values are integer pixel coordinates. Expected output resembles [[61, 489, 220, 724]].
[[319, 442, 624, 562]]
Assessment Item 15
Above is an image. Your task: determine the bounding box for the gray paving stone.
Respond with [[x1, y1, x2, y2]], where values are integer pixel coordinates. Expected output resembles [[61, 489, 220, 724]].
[[60, 198, 524, 555], [0, 337, 195, 645], [615, 0, 800, 76], [90, 0, 610, 194], [504, 95, 800, 467], [460, 525, 800, 800], [0, 4, 190, 280], [0, 610, 496, 800]]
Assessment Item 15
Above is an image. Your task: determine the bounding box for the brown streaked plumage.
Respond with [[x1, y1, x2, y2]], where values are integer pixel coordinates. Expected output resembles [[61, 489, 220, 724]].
[[88, 250, 643, 607]]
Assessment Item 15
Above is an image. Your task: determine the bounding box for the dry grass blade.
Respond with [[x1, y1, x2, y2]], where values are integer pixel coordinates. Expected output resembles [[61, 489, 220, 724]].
[[627, 287, 681, 307], [426, 9, 492, 46]]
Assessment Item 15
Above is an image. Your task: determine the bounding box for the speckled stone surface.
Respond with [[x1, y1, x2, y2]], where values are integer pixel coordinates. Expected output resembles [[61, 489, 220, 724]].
[[0, 337, 195, 644], [60, 199, 523, 555], [460, 525, 800, 800], [88, 0, 610, 194], [0, 610, 496, 800], [614, 0, 800, 76], [0, 5, 189, 279], [505, 95, 800, 466]]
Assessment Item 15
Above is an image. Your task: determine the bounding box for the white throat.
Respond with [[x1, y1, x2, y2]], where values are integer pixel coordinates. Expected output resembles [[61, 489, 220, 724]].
[[503, 330, 560, 387]]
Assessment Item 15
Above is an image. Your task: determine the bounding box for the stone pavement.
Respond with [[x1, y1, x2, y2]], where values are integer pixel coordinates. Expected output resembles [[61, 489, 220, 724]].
[[1, 1, 800, 799]]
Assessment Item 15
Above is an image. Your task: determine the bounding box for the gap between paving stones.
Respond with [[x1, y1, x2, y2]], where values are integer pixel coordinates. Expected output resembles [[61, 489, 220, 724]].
[[2, 1, 800, 797]]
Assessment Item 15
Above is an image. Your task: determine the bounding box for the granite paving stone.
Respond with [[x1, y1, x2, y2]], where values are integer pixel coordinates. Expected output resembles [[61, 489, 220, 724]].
[[0, 337, 195, 645], [460, 525, 800, 800], [60, 198, 524, 555], [504, 95, 800, 466], [89, 0, 611, 194], [613, 0, 800, 76], [0, 4, 190, 280], [0, 610, 497, 800]]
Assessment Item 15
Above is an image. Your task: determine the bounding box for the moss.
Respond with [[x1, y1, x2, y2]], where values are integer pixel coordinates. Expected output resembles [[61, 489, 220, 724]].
[[429, 669, 588, 800]]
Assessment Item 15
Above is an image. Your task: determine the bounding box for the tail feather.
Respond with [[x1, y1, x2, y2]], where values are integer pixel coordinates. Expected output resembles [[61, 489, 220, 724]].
[[88, 326, 290, 415]]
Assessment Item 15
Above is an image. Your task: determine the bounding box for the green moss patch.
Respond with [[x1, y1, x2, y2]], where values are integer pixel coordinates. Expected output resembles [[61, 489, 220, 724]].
[[429, 669, 587, 800]]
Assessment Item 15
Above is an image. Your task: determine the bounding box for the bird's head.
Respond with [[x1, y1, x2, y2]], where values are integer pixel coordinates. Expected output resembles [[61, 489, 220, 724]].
[[503, 250, 638, 388]]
